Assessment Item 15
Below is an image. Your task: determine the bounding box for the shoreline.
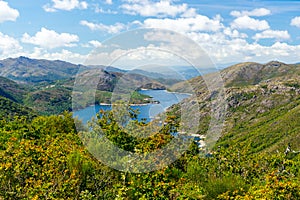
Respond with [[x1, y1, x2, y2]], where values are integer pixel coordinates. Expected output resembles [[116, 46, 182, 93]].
[[99, 103, 150, 106], [72, 103, 150, 112], [73, 89, 192, 111], [140, 89, 192, 96]]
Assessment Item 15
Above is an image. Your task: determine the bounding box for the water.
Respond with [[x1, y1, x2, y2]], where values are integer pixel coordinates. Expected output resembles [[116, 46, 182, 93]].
[[73, 90, 191, 125]]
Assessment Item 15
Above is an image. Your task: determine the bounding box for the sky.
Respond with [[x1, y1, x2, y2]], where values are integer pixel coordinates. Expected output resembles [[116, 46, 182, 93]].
[[1, 0, 300, 68]]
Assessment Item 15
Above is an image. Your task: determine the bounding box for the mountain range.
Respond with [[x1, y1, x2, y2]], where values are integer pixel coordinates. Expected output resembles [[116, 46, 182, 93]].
[[1, 57, 300, 198], [0, 57, 169, 115]]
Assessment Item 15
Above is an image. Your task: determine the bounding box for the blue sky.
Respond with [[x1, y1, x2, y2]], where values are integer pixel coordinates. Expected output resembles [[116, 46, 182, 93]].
[[1, 0, 300, 68]]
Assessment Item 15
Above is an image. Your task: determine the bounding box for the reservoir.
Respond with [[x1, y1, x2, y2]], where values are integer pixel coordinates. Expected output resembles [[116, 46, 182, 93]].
[[73, 90, 191, 125]]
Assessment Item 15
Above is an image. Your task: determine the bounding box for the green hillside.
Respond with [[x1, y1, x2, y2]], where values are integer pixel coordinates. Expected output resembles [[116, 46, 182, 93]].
[[0, 76, 30, 103], [170, 61, 300, 152], [0, 96, 37, 120]]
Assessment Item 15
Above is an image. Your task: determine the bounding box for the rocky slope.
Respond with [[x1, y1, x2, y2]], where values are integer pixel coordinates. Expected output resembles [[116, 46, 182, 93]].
[[169, 61, 300, 154]]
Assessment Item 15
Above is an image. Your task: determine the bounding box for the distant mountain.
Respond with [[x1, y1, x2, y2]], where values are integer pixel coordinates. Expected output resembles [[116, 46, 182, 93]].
[[0, 57, 167, 114], [129, 69, 172, 79], [88, 65, 127, 73], [128, 65, 219, 80], [0, 56, 178, 86], [0, 56, 88, 84]]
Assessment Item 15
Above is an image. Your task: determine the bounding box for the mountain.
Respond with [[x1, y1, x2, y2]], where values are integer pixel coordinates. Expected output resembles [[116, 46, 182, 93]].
[[0, 56, 180, 87], [88, 65, 127, 73], [169, 61, 300, 154], [129, 65, 218, 80], [0, 56, 87, 84], [0, 57, 167, 114], [1, 68, 165, 115], [171, 61, 300, 92], [222, 61, 300, 87], [72, 69, 166, 109], [0, 75, 70, 115]]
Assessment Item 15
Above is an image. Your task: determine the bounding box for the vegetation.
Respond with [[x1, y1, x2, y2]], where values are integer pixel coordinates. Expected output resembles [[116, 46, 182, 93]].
[[0, 96, 37, 120], [2, 60, 300, 199], [1, 106, 300, 199]]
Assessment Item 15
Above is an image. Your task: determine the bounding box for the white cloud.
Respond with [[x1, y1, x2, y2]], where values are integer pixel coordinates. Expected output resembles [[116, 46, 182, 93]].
[[143, 14, 223, 33], [84, 45, 191, 68], [253, 30, 290, 41], [21, 28, 79, 49], [231, 16, 270, 30], [0, 32, 22, 57], [27, 48, 87, 64], [121, 0, 189, 17], [80, 20, 127, 33], [43, 0, 88, 12], [140, 29, 299, 66], [230, 8, 271, 17], [89, 40, 103, 48], [187, 32, 299, 64], [105, 0, 112, 5], [95, 6, 117, 14], [0, 1, 19, 23], [223, 28, 248, 38], [291, 16, 300, 28], [181, 8, 197, 18]]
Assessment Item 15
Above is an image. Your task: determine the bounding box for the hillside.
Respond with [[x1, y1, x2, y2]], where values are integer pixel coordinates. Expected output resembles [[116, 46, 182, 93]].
[[171, 61, 300, 92], [0, 56, 178, 87], [0, 57, 167, 114], [0, 76, 30, 103], [0, 56, 86, 84], [72, 69, 166, 109], [0, 96, 37, 120], [169, 61, 300, 154]]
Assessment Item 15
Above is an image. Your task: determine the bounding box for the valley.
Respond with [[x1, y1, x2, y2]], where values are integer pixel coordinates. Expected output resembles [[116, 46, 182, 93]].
[[1, 57, 300, 199]]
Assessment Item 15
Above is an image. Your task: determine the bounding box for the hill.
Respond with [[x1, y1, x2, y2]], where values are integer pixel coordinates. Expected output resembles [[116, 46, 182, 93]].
[[169, 61, 300, 154], [0, 57, 167, 114], [0, 56, 178, 87], [0, 76, 30, 103], [0, 96, 37, 120], [171, 61, 300, 92], [72, 69, 166, 109], [0, 56, 87, 84]]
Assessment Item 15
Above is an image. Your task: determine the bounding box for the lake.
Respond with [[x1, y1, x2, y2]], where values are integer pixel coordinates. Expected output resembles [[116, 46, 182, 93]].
[[73, 90, 191, 125]]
